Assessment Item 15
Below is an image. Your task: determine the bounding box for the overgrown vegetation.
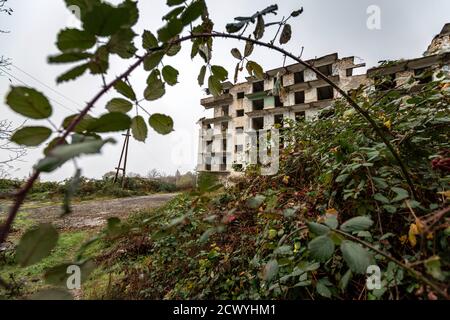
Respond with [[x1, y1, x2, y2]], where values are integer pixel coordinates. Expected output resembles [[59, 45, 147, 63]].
[[76, 76, 450, 300]]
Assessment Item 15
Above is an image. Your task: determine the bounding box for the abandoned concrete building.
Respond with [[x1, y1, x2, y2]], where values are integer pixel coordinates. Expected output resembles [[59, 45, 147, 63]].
[[197, 23, 450, 175]]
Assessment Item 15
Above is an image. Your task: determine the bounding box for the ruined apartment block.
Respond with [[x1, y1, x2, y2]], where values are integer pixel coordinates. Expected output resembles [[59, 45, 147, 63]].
[[197, 24, 450, 176]]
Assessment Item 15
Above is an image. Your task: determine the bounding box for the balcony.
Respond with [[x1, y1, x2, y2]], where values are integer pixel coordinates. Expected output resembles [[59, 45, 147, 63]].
[[200, 93, 233, 109]]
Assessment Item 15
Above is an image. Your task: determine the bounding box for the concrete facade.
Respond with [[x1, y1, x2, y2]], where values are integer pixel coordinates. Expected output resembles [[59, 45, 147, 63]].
[[197, 24, 450, 175]]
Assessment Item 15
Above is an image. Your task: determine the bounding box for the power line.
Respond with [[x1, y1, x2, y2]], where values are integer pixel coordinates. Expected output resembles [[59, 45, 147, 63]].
[[0, 67, 79, 114], [11, 63, 85, 110]]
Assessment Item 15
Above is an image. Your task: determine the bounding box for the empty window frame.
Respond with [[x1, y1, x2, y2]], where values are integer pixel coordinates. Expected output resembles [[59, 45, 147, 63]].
[[252, 80, 264, 93], [294, 71, 305, 84], [237, 91, 245, 99], [252, 117, 264, 130], [317, 64, 333, 76], [221, 122, 228, 132], [275, 96, 283, 107], [294, 91, 305, 104], [274, 114, 284, 126], [236, 109, 244, 117], [253, 99, 264, 111], [235, 126, 244, 134], [221, 105, 229, 116], [317, 86, 334, 100]]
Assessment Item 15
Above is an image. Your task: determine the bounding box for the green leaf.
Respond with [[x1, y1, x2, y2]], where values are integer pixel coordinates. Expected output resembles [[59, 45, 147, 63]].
[[143, 51, 165, 71], [340, 216, 374, 233], [324, 216, 338, 229], [262, 259, 279, 283], [148, 113, 174, 135], [211, 65, 228, 81], [106, 98, 133, 113], [279, 23, 292, 44], [181, 0, 204, 26], [6, 86, 53, 119], [226, 21, 245, 33], [307, 222, 330, 236], [197, 65, 206, 86], [208, 75, 222, 97], [56, 63, 89, 83], [246, 60, 265, 79], [144, 70, 166, 101], [424, 256, 445, 281], [88, 45, 109, 74], [167, 0, 185, 6], [107, 28, 137, 59], [316, 279, 332, 298], [48, 52, 92, 64], [340, 240, 373, 274], [131, 115, 148, 142], [56, 28, 96, 52], [62, 114, 95, 133], [308, 235, 335, 262], [339, 269, 352, 292], [244, 41, 254, 57], [165, 36, 182, 56], [114, 80, 136, 101], [231, 48, 242, 60], [11, 126, 52, 147], [246, 195, 265, 209], [157, 19, 183, 42], [162, 65, 179, 86], [36, 137, 116, 173], [87, 112, 131, 133], [291, 8, 304, 17], [391, 187, 409, 202], [253, 15, 265, 40], [142, 30, 158, 50], [163, 6, 185, 21], [82, 2, 130, 37], [374, 193, 390, 204], [16, 224, 59, 267]]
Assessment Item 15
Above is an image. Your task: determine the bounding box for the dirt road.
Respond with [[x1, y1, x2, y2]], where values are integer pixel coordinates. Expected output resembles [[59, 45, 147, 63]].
[[18, 193, 178, 230]]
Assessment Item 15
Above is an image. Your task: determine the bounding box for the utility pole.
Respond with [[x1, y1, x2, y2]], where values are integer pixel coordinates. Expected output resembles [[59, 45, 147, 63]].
[[113, 129, 131, 188]]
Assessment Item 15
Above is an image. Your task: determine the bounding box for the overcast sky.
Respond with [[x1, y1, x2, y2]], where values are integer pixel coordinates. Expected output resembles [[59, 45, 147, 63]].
[[1, 0, 449, 181]]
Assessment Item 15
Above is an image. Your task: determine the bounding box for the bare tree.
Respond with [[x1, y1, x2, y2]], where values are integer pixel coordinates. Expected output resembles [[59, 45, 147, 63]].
[[0, 120, 26, 178]]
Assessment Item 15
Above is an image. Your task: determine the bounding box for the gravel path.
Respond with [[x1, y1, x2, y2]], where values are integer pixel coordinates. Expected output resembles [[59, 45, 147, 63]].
[[19, 193, 178, 230]]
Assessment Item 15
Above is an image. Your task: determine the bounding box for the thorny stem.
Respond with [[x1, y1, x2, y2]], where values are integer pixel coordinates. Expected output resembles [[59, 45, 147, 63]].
[[1, 31, 417, 256]]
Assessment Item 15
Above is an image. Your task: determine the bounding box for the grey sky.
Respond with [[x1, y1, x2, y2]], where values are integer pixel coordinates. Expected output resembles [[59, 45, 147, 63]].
[[1, 0, 449, 181]]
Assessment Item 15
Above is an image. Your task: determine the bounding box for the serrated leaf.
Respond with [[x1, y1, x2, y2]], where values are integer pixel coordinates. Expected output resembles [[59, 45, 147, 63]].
[[197, 65, 206, 86], [36, 138, 116, 173], [231, 48, 242, 60], [246, 60, 264, 79], [6, 86, 52, 119], [340, 216, 373, 233], [11, 126, 52, 147], [56, 63, 89, 83], [263, 259, 278, 283], [144, 71, 166, 101], [208, 75, 222, 97], [244, 41, 254, 57], [163, 6, 184, 21], [62, 114, 95, 133], [48, 52, 92, 64], [149, 113, 174, 135], [82, 2, 130, 37], [88, 45, 109, 74], [340, 240, 373, 274], [107, 28, 137, 59], [143, 51, 165, 71], [165, 36, 181, 56], [87, 112, 131, 133], [142, 30, 158, 49], [106, 98, 133, 113], [157, 19, 183, 42], [16, 224, 59, 267], [114, 80, 136, 101], [162, 65, 179, 86], [56, 28, 96, 52], [211, 65, 228, 82], [307, 222, 330, 236], [279, 23, 292, 44], [131, 115, 148, 142], [253, 15, 265, 40], [308, 235, 335, 262], [181, 0, 204, 26]]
